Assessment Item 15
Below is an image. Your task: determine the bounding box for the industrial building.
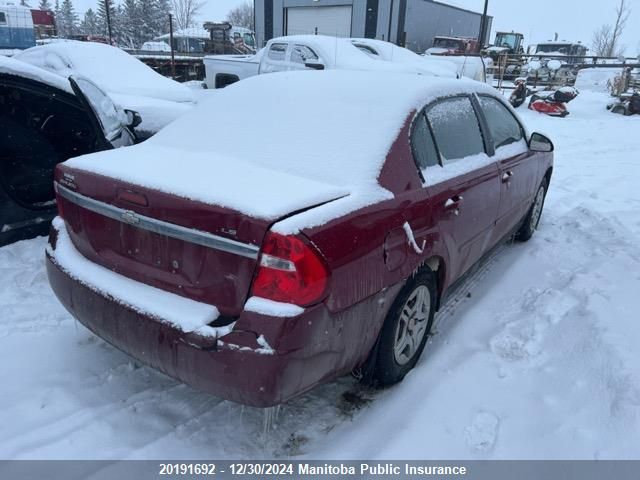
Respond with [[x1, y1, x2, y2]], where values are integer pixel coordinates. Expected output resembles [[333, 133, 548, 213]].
[[254, 0, 492, 54]]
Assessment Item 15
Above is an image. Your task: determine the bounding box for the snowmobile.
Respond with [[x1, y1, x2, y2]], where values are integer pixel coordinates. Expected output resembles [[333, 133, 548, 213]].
[[528, 86, 579, 117], [509, 77, 528, 108], [607, 91, 640, 116]]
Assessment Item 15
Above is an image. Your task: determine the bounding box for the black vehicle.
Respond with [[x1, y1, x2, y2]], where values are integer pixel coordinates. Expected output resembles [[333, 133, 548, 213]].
[[1, 58, 141, 246]]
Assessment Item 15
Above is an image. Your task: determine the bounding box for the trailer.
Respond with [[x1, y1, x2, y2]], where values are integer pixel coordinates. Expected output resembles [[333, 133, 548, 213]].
[[0, 3, 36, 51], [30, 8, 55, 39]]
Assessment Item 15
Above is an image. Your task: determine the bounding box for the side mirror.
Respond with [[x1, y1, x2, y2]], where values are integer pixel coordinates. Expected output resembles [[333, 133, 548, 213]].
[[304, 61, 325, 71], [125, 109, 142, 129], [529, 132, 554, 153]]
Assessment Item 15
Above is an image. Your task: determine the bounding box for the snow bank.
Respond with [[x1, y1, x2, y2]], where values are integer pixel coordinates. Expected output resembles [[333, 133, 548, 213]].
[[0, 55, 72, 93], [64, 70, 496, 230], [48, 217, 220, 333], [14, 41, 195, 103]]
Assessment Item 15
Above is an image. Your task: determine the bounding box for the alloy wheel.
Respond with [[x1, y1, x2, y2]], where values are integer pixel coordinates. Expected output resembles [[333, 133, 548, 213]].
[[393, 285, 431, 366]]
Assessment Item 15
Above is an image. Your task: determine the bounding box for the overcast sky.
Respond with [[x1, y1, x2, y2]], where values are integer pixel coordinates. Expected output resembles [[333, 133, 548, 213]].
[[73, 0, 640, 55]]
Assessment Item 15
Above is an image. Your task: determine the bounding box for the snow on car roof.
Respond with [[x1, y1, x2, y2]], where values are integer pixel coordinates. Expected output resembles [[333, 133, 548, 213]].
[[0, 55, 72, 94], [65, 70, 496, 230], [14, 41, 194, 103]]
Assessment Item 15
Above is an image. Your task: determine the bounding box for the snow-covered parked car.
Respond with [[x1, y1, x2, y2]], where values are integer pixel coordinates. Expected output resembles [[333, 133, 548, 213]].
[[0, 56, 140, 246], [350, 38, 458, 77], [204, 34, 456, 89], [47, 70, 554, 407], [422, 49, 493, 83], [14, 41, 195, 137]]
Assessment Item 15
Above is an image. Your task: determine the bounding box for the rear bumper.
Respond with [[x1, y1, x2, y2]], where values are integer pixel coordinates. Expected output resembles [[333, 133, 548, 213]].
[[46, 224, 397, 407]]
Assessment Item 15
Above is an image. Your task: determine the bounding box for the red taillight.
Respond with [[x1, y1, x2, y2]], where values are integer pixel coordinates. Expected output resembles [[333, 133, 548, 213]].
[[251, 232, 330, 306]]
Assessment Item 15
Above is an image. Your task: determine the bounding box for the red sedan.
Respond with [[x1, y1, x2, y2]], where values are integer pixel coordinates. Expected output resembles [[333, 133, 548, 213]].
[[46, 71, 553, 407]]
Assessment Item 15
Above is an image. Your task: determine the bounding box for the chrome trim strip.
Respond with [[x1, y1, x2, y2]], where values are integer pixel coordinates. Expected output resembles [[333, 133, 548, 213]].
[[55, 183, 260, 259]]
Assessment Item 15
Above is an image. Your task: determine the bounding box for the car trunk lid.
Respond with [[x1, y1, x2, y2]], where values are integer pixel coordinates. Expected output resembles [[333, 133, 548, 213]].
[[54, 164, 347, 317]]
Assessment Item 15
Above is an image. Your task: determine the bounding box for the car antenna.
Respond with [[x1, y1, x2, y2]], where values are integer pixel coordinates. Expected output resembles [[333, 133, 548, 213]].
[[461, 54, 469, 80]]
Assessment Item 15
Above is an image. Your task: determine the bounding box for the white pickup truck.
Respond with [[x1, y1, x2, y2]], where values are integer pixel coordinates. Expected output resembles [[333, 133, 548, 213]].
[[204, 35, 457, 89]]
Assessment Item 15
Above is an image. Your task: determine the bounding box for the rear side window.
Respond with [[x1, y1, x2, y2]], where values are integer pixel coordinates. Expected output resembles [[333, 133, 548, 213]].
[[0, 12, 7, 24], [290, 45, 319, 64], [411, 112, 439, 169], [267, 43, 287, 61], [427, 97, 485, 163], [479, 96, 524, 149]]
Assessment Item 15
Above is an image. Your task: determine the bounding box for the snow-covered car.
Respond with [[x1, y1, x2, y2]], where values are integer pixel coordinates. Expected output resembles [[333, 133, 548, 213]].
[[140, 41, 172, 52], [0, 56, 139, 246], [47, 70, 554, 407], [204, 34, 457, 89], [422, 48, 493, 83], [14, 41, 195, 136], [350, 38, 458, 77]]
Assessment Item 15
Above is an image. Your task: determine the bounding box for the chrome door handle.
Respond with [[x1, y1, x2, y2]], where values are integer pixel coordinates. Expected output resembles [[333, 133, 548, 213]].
[[445, 195, 463, 216], [502, 171, 514, 182]]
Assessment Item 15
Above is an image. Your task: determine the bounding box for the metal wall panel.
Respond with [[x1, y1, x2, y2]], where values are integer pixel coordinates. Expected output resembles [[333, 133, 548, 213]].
[[403, 0, 487, 53], [254, 0, 491, 51]]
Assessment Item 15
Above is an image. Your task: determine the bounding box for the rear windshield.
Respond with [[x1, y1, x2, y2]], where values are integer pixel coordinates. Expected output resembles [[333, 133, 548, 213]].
[[434, 38, 462, 49]]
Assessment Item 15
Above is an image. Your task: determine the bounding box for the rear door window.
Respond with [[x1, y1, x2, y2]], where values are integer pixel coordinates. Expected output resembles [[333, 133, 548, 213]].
[[411, 112, 439, 169], [478, 96, 524, 149], [290, 45, 319, 64], [267, 43, 287, 61], [426, 96, 485, 164]]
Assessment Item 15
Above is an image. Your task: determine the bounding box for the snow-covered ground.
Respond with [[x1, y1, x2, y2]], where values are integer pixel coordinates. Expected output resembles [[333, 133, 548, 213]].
[[1, 89, 639, 459]]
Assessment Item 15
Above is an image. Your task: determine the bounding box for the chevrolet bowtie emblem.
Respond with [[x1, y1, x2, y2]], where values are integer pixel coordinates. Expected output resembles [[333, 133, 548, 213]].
[[121, 210, 140, 225]]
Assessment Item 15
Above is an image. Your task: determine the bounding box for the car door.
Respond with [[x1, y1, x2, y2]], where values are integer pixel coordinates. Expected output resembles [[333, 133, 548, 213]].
[[289, 44, 324, 70], [68, 76, 135, 150], [476, 95, 537, 242], [259, 42, 290, 74], [422, 95, 501, 281], [0, 74, 124, 245]]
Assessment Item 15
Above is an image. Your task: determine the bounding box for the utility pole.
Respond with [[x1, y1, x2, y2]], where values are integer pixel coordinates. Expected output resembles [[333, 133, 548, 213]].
[[104, 0, 113, 44], [169, 13, 176, 79], [477, 0, 489, 53]]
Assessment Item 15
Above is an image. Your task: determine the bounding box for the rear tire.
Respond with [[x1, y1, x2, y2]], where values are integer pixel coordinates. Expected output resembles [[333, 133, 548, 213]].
[[373, 269, 437, 386], [516, 178, 548, 242]]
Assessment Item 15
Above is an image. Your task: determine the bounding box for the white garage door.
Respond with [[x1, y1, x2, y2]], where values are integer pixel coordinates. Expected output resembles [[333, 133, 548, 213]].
[[286, 6, 353, 37]]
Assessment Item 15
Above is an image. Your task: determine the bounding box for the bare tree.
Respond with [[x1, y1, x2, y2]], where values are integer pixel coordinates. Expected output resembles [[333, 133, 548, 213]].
[[170, 0, 204, 30], [591, 0, 631, 57], [226, 1, 254, 30]]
